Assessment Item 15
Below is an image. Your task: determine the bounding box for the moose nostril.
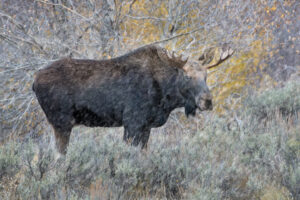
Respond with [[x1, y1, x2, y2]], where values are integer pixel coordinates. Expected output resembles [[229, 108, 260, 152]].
[[205, 99, 213, 109]]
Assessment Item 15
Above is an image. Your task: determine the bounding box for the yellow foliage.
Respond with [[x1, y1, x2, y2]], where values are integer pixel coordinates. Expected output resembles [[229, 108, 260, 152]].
[[208, 35, 274, 113], [271, 6, 277, 12], [45, 29, 52, 37]]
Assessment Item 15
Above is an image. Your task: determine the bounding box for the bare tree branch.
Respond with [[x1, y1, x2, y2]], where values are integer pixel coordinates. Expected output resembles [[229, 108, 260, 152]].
[[35, 0, 90, 21], [145, 26, 204, 46]]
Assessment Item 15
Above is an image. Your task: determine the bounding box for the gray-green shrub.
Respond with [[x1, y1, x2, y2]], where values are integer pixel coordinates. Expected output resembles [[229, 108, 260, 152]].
[[0, 80, 299, 199], [245, 80, 300, 120]]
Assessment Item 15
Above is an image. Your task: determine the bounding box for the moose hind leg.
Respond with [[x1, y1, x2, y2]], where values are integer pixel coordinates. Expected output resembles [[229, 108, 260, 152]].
[[53, 128, 71, 155]]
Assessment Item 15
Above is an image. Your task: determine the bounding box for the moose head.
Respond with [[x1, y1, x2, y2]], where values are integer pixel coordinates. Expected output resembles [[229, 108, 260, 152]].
[[178, 44, 235, 116]]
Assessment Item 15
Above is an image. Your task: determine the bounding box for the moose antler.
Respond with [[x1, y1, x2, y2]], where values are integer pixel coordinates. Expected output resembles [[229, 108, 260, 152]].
[[206, 46, 234, 69], [166, 50, 188, 64], [198, 47, 215, 65], [157, 47, 188, 68], [199, 44, 235, 70]]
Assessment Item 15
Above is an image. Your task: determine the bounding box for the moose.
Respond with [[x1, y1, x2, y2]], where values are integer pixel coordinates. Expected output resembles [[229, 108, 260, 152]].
[[33, 45, 234, 154]]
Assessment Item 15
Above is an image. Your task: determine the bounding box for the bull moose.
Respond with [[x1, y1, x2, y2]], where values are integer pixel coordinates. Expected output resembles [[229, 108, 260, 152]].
[[33, 45, 234, 154]]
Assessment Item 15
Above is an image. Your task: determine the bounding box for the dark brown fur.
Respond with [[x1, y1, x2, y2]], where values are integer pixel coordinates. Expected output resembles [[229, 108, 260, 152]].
[[33, 45, 212, 154]]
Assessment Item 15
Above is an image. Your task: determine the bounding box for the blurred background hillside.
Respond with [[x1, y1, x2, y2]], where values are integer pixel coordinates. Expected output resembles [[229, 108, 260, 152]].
[[0, 0, 299, 199]]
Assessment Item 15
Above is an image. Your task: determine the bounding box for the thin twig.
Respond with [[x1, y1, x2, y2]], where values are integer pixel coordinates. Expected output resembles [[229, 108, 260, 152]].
[[125, 14, 167, 21], [35, 0, 90, 21], [0, 11, 47, 55], [0, 33, 47, 54], [0, 11, 25, 31], [144, 27, 204, 46]]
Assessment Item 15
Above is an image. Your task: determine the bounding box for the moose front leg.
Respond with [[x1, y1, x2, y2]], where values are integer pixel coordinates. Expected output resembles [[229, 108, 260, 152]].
[[140, 129, 151, 149], [53, 127, 71, 155], [123, 126, 150, 149], [123, 128, 131, 143]]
